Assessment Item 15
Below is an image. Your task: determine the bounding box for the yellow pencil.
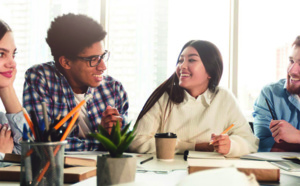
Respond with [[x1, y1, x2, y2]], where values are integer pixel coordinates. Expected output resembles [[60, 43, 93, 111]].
[[210, 124, 234, 145], [221, 124, 234, 135], [54, 94, 92, 130], [36, 112, 80, 184], [22, 108, 36, 139]]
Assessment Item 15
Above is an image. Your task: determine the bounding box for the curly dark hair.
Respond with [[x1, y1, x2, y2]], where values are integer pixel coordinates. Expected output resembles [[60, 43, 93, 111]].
[[46, 13, 107, 64], [0, 20, 12, 40]]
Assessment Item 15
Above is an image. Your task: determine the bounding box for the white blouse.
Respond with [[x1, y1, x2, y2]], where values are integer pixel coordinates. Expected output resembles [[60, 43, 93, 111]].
[[129, 87, 259, 157]]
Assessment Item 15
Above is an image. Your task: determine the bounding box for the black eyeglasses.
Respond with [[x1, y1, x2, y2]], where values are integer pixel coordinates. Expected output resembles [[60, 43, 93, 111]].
[[76, 50, 110, 67]]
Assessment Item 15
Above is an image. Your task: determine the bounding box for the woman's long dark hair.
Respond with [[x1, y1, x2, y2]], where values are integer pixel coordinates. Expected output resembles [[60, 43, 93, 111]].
[[135, 40, 223, 126], [0, 20, 12, 40]]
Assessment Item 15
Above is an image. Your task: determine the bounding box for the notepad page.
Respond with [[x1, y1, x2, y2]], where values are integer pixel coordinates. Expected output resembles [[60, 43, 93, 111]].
[[241, 152, 300, 161], [188, 151, 225, 159], [188, 159, 279, 169]]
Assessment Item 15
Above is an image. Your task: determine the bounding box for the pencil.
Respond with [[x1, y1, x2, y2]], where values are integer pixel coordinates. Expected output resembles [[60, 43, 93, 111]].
[[30, 110, 41, 142], [209, 124, 234, 145], [140, 156, 154, 164], [42, 102, 51, 141], [22, 108, 36, 139], [221, 124, 234, 135], [265, 98, 277, 120], [60, 111, 80, 141], [54, 94, 92, 130], [36, 111, 80, 184]]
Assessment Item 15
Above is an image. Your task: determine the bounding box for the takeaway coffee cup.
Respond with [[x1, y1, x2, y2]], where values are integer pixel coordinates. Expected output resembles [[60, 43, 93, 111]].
[[155, 132, 177, 161]]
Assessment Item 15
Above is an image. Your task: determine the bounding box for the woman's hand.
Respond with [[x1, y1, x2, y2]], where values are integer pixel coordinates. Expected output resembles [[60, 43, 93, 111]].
[[210, 133, 231, 155], [195, 142, 214, 152], [0, 124, 13, 153]]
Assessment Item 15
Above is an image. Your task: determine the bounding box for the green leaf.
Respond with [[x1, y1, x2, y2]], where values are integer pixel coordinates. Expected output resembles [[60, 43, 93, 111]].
[[90, 120, 136, 158], [112, 120, 121, 146], [116, 134, 135, 156], [121, 121, 131, 136], [89, 133, 117, 153], [111, 123, 116, 137], [98, 124, 110, 139]]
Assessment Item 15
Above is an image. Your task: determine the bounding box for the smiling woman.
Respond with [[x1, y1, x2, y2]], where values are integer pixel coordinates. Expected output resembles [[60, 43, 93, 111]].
[[176, 46, 213, 98], [129, 40, 259, 158], [0, 20, 26, 158]]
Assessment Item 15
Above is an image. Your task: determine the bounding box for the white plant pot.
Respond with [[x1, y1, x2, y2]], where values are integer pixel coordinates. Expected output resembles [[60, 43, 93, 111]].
[[97, 154, 136, 185]]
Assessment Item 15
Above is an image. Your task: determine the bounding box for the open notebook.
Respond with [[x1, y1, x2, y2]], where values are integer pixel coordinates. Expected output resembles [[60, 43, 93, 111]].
[[271, 161, 300, 172], [188, 158, 280, 182], [241, 152, 300, 161]]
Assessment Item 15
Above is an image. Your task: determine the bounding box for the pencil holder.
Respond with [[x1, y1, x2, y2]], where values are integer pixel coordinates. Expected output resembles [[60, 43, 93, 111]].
[[20, 141, 67, 186]]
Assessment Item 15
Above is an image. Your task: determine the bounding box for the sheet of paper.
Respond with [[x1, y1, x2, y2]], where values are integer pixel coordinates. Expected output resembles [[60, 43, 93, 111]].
[[271, 161, 300, 172], [241, 152, 300, 161], [136, 154, 188, 173], [187, 151, 225, 159]]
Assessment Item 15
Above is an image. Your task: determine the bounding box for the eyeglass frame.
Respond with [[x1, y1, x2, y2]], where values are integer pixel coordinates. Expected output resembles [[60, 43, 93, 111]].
[[76, 50, 110, 67]]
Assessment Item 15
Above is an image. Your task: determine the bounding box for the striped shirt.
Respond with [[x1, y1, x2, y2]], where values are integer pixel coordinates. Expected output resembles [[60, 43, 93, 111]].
[[23, 62, 129, 151]]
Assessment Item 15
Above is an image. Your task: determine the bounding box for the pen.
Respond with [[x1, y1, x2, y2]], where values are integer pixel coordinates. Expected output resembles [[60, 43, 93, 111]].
[[30, 110, 41, 142], [209, 124, 234, 145], [23, 124, 29, 141], [265, 98, 277, 120], [22, 108, 36, 139], [140, 156, 154, 164], [42, 102, 51, 141], [36, 111, 80, 184]]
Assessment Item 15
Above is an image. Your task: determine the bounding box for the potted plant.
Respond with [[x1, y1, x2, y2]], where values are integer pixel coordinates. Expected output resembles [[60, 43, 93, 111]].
[[90, 121, 136, 185]]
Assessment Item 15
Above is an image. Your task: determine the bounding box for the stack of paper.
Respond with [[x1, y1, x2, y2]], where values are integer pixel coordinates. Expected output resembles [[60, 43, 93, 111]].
[[184, 151, 225, 161], [188, 159, 280, 182]]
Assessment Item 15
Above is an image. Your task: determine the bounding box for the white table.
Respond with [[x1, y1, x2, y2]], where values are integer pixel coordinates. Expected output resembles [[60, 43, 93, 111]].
[[2, 153, 300, 186]]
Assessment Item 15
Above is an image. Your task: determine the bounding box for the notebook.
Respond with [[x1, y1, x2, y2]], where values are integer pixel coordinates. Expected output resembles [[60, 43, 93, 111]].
[[240, 152, 300, 162], [188, 159, 280, 182], [183, 150, 225, 161], [0, 165, 96, 183], [271, 161, 300, 172]]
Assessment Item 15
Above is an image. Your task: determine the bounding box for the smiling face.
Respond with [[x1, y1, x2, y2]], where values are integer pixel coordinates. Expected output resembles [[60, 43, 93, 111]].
[[287, 45, 300, 95], [176, 46, 210, 97], [0, 32, 17, 89], [64, 41, 107, 94]]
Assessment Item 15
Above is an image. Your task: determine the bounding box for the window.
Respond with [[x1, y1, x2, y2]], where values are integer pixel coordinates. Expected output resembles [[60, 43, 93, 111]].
[[106, 0, 230, 122], [4, 0, 296, 124], [238, 0, 300, 121], [0, 0, 101, 111]]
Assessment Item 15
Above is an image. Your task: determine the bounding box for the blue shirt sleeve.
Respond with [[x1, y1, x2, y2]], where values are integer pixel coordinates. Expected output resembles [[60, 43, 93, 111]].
[[253, 86, 276, 152]]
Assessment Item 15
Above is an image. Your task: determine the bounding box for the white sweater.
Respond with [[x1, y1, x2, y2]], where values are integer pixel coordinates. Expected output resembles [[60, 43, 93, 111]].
[[129, 87, 259, 157]]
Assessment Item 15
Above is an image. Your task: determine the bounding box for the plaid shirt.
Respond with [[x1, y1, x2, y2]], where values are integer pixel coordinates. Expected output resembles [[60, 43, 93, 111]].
[[23, 62, 129, 151]]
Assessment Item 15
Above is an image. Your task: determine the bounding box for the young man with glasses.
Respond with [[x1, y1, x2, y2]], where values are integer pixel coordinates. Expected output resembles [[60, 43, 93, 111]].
[[23, 13, 129, 151]]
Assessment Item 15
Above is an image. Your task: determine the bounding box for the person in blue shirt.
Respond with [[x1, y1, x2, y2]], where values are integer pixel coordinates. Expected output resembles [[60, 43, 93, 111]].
[[253, 35, 300, 152], [23, 14, 129, 151]]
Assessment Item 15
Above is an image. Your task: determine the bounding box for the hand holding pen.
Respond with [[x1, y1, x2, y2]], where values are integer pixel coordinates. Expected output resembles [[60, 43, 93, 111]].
[[210, 124, 234, 155], [264, 98, 296, 143], [269, 120, 300, 144]]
